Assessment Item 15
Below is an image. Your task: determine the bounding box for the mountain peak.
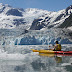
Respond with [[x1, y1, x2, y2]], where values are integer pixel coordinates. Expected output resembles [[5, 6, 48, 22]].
[[66, 5, 72, 15], [0, 3, 11, 7]]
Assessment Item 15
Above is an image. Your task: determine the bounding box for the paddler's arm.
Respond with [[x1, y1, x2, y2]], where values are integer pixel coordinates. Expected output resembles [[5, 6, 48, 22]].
[[53, 45, 58, 50], [50, 45, 58, 50]]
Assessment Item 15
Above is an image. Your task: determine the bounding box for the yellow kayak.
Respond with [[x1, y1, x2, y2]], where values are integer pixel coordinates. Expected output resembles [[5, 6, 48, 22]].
[[31, 49, 72, 54]]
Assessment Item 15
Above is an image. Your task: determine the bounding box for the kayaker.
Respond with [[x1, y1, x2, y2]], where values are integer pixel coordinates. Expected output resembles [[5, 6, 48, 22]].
[[52, 41, 61, 51]]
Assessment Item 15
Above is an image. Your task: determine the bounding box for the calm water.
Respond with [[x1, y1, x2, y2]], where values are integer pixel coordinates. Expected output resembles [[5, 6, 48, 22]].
[[0, 45, 72, 72]]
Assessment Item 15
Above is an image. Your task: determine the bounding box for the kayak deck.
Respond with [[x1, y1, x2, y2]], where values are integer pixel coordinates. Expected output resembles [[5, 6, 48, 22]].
[[31, 49, 72, 54]]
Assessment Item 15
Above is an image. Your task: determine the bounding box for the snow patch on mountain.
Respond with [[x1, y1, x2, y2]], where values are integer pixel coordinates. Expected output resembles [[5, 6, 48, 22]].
[[67, 26, 72, 31]]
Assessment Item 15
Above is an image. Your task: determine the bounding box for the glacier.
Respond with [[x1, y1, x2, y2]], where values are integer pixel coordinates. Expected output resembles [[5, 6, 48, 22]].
[[0, 28, 72, 45]]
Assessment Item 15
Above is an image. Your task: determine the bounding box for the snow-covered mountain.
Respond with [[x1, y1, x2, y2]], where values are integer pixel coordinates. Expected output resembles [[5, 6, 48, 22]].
[[0, 3, 51, 29], [30, 5, 72, 30], [0, 3, 72, 30], [59, 12, 72, 30]]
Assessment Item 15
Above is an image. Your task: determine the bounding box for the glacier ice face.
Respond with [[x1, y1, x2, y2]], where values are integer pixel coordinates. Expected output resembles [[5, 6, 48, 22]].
[[0, 28, 72, 45]]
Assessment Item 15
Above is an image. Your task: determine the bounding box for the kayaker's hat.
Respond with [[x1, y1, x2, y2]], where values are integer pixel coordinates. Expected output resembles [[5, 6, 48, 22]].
[[55, 41, 58, 44]]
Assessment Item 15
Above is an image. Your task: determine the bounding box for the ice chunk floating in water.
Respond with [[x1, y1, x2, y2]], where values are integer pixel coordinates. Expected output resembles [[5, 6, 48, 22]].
[[0, 45, 40, 61], [0, 49, 25, 60]]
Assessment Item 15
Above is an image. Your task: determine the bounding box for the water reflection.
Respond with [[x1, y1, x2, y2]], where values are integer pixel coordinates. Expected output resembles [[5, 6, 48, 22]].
[[14, 65, 26, 72], [39, 53, 62, 63], [0, 45, 71, 72], [31, 59, 47, 71], [0, 55, 72, 72], [65, 65, 72, 72]]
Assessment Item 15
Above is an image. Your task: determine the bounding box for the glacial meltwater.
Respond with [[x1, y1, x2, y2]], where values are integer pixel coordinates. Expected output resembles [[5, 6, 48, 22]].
[[0, 45, 72, 72]]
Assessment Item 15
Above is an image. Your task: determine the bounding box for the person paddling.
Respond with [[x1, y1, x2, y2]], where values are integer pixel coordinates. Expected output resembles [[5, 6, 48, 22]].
[[52, 41, 61, 51]]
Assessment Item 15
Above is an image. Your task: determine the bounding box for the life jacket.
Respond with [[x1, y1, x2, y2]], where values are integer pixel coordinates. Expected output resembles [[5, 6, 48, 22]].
[[55, 44, 61, 51]]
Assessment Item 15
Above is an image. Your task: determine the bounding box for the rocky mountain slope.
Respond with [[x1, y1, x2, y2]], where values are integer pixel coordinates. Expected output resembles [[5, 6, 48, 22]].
[[30, 5, 72, 30], [59, 12, 72, 29]]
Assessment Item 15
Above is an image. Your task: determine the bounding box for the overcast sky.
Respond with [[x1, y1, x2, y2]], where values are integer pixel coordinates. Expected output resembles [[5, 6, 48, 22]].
[[0, 0, 72, 11]]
